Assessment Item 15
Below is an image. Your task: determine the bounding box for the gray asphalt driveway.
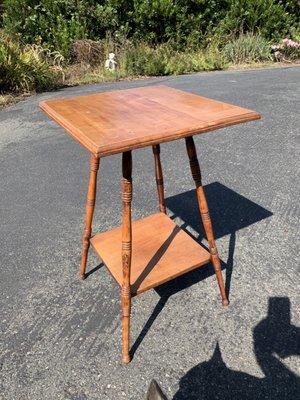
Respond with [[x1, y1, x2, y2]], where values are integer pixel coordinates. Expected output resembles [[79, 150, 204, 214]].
[[0, 67, 299, 399]]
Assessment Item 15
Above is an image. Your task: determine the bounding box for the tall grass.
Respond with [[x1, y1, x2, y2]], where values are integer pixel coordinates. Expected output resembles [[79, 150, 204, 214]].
[[223, 33, 272, 64], [0, 32, 64, 93], [101, 39, 228, 77]]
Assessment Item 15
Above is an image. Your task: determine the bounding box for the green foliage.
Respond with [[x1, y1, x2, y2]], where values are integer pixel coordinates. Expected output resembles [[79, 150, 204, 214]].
[[0, 31, 62, 93], [102, 40, 228, 77], [125, 0, 229, 47], [122, 42, 169, 75], [223, 33, 272, 64], [3, 1, 299, 56], [3, 0, 86, 55], [216, 0, 299, 42], [164, 45, 228, 74]]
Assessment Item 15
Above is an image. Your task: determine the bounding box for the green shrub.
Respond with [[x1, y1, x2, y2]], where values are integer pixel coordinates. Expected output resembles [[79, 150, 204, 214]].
[[0, 32, 62, 93], [125, 0, 228, 48], [122, 42, 169, 76], [3, 1, 299, 54], [164, 46, 228, 75], [223, 33, 272, 64], [3, 0, 86, 56], [106, 40, 228, 77], [216, 0, 299, 42]]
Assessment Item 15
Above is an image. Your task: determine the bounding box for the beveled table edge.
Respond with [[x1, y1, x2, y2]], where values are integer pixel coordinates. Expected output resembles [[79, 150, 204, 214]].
[[39, 86, 261, 157]]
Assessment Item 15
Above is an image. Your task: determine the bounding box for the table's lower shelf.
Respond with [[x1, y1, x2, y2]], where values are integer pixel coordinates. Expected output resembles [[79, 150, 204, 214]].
[[90, 212, 211, 295]]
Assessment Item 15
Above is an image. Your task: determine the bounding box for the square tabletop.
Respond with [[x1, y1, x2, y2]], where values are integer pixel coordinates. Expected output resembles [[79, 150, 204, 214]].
[[40, 85, 260, 156]]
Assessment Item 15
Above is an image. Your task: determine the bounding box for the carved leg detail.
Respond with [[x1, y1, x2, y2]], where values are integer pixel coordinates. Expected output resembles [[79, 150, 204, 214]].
[[185, 137, 229, 306], [80, 154, 100, 280], [121, 151, 133, 363], [152, 145, 166, 213]]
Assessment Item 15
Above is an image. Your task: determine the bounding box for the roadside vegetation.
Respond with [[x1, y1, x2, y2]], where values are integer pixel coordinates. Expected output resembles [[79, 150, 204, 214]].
[[0, 0, 299, 104]]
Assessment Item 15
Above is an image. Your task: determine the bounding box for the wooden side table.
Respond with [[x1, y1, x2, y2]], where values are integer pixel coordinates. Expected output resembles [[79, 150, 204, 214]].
[[40, 85, 260, 363]]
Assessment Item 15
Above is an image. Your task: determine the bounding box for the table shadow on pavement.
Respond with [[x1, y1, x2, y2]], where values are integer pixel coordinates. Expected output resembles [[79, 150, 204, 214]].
[[130, 182, 273, 358], [173, 296, 300, 400]]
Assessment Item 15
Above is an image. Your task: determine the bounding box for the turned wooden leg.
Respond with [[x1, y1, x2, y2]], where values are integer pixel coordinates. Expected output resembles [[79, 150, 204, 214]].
[[185, 136, 229, 306], [152, 144, 166, 213], [121, 151, 133, 363], [79, 154, 100, 280]]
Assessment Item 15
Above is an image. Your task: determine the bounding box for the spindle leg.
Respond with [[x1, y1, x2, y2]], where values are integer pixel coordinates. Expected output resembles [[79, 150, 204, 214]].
[[152, 144, 166, 213], [185, 136, 228, 306], [80, 154, 100, 280], [121, 151, 133, 363]]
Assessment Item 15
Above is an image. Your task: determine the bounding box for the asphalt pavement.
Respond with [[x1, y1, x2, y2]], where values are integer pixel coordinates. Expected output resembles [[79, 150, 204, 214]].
[[0, 67, 299, 399]]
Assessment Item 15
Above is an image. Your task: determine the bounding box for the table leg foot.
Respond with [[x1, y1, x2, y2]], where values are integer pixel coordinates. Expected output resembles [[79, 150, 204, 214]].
[[222, 298, 229, 306], [122, 354, 131, 364], [121, 295, 131, 364]]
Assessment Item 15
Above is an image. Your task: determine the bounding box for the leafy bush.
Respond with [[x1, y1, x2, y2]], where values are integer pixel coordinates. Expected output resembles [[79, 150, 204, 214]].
[[216, 0, 299, 42], [3, 1, 300, 55], [0, 32, 63, 93], [223, 33, 272, 64], [124, 0, 228, 47], [122, 42, 169, 76], [3, 0, 86, 55]]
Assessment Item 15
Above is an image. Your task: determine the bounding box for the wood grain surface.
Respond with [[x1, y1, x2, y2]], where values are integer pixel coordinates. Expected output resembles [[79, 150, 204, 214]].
[[40, 85, 261, 156], [90, 212, 211, 296]]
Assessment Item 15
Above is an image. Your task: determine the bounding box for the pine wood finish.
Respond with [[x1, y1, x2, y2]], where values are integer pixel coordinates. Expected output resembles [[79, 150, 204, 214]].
[[40, 85, 260, 157], [185, 136, 228, 306], [90, 212, 211, 296], [40, 85, 261, 363]]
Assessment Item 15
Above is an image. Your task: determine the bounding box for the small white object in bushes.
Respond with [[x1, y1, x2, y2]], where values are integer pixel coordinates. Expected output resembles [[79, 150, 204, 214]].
[[105, 53, 117, 71]]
